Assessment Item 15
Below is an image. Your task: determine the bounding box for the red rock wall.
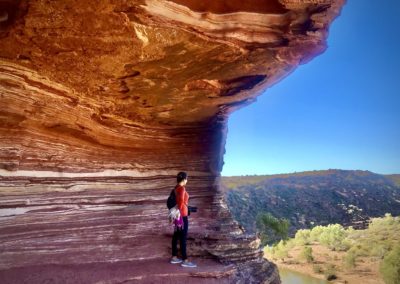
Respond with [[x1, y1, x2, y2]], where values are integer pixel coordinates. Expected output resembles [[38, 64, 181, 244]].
[[0, 0, 345, 282]]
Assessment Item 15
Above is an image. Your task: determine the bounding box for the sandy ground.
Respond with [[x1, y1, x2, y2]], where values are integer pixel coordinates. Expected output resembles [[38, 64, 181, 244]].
[[267, 244, 385, 284]]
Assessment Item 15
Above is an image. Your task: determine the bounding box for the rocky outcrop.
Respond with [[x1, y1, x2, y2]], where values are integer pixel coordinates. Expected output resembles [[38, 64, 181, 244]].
[[0, 0, 345, 282]]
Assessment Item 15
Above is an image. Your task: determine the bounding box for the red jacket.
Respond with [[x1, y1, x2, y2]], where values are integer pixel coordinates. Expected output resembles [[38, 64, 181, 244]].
[[175, 185, 189, 217]]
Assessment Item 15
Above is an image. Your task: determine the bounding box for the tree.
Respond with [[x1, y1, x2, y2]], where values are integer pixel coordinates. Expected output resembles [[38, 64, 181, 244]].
[[380, 245, 400, 284], [319, 224, 347, 250], [256, 212, 289, 246]]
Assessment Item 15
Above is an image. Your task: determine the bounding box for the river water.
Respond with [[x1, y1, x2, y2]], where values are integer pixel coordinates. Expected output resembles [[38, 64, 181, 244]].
[[279, 267, 329, 284]]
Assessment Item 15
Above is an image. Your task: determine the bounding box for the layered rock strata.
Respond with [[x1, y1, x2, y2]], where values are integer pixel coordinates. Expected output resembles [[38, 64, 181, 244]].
[[0, 0, 345, 282]]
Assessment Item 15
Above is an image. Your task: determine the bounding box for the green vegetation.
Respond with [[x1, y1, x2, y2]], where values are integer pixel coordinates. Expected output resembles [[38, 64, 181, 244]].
[[268, 240, 289, 261], [300, 246, 314, 263], [380, 245, 400, 284], [268, 214, 399, 259], [266, 214, 400, 283], [343, 250, 357, 269], [223, 170, 400, 240], [318, 224, 349, 251], [223, 171, 400, 282], [347, 213, 400, 259], [309, 225, 324, 242], [256, 212, 289, 246], [294, 229, 311, 245]]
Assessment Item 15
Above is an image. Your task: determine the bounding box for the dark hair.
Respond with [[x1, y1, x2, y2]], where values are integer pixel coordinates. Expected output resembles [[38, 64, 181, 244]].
[[177, 172, 188, 183]]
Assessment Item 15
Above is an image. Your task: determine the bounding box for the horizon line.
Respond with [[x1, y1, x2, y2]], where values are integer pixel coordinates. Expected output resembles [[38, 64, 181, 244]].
[[221, 168, 400, 177]]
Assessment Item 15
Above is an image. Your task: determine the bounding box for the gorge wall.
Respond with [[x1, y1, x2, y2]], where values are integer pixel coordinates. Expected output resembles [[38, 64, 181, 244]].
[[0, 0, 345, 283]]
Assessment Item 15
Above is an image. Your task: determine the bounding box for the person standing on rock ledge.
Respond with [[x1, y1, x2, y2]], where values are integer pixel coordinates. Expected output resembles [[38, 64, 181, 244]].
[[170, 172, 197, 268]]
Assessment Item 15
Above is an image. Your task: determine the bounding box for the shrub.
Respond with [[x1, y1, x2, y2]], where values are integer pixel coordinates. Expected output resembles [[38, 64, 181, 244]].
[[351, 244, 370, 257], [343, 250, 357, 269], [380, 245, 400, 284], [285, 239, 296, 250], [272, 240, 289, 261], [319, 224, 347, 251], [370, 213, 395, 230], [310, 225, 324, 242], [371, 243, 390, 259], [300, 246, 314, 263], [345, 226, 355, 235], [340, 238, 352, 252], [294, 229, 311, 245]]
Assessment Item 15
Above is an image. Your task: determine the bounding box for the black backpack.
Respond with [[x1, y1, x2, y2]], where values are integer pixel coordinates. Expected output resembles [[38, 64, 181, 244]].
[[167, 189, 176, 209]]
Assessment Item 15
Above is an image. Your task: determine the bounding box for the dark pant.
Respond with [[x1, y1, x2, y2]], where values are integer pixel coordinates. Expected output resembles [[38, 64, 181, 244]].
[[172, 216, 188, 260]]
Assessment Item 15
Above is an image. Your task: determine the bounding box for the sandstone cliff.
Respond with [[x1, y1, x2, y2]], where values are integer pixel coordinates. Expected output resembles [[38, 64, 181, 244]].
[[0, 0, 344, 283]]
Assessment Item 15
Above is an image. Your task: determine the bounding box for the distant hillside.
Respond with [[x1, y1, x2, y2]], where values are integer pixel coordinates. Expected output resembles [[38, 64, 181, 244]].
[[222, 170, 400, 236], [386, 174, 400, 187]]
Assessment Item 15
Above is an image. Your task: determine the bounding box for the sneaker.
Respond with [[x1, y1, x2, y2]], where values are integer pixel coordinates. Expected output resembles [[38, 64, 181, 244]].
[[170, 257, 183, 264], [181, 261, 197, 268]]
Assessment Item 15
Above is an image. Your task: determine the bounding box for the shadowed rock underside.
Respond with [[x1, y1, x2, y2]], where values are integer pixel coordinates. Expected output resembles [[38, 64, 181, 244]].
[[0, 0, 344, 283]]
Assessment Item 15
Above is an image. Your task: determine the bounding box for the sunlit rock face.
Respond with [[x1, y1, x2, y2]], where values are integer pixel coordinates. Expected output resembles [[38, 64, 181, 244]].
[[0, 0, 344, 282]]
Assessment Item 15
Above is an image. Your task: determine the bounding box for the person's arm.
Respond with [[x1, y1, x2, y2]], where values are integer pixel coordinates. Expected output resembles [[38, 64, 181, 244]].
[[176, 186, 185, 213]]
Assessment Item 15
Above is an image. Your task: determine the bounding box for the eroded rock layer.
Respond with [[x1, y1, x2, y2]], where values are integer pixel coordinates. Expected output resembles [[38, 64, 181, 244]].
[[0, 0, 344, 282]]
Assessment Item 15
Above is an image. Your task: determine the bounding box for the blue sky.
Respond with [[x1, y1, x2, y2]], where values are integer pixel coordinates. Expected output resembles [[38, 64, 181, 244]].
[[222, 0, 400, 176]]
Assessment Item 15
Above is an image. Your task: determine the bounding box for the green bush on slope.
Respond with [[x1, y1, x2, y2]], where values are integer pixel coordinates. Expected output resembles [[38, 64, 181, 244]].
[[380, 245, 400, 284], [268, 240, 289, 261], [347, 214, 400, 258], [294, 229, 311, 245], [319, 224, 349, 251], [300, 246, 314, 263], [343, 250, 357, 269]]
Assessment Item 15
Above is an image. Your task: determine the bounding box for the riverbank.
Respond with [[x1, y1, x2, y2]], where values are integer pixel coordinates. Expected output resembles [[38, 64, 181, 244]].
[[267, 243, 384, 284]]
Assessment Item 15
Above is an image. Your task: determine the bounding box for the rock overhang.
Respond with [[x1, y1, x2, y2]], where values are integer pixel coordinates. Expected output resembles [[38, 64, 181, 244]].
[[0, 0, 345, 173]]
